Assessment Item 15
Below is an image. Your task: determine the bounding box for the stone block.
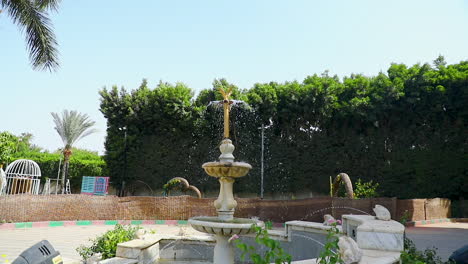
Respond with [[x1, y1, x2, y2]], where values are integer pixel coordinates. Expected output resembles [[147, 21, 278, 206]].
[[138, 242, 160, 264], [116, 239, 158, 259], [99, 257, 138, 264]]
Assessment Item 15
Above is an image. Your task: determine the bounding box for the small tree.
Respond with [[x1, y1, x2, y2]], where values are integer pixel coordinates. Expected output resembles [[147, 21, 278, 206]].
[[51, 110, 97, 193], [0, 132, 18, 168]]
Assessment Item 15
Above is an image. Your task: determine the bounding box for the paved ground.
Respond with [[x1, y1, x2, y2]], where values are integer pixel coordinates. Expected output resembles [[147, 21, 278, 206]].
[[0, 225, 203, 263], [0, 222, 466, 263], [406, 222, 468, 261]]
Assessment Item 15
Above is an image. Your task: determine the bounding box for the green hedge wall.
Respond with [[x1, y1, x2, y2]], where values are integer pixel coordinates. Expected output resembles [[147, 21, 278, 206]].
[[100, 59, 467, 199], [11, 151, 107, 192]]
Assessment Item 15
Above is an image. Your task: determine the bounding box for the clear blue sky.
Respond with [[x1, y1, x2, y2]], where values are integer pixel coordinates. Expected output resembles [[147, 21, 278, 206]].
[[1, 0, 467, 154]]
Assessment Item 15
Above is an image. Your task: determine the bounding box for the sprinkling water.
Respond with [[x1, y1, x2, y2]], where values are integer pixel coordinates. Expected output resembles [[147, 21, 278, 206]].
[[300, 206, 371, 221]]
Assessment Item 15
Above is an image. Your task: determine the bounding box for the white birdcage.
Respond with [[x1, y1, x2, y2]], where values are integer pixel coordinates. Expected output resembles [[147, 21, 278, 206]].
[[3, 159, 42, 195]]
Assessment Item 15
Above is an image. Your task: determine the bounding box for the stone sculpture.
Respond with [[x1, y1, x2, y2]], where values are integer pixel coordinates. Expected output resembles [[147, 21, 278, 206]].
[[338, 236, 363, 264], [85, 253, 102, 264], [0, 167, 6, 195], [331, 173, 354, 199], [323, 214, 336, 225], [135, 229, 146, 239], [373, 204, 391, 221]]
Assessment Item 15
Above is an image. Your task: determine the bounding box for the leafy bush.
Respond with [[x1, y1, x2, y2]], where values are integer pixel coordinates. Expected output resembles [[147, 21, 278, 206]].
[[401, 237, 455, 264], [0, 131, 18, 165], [162, 178, 181, 196], [354, 179, 379, 199], [234, 222, 292, 264], [317, 220, 343, 264], [76, 224, 139, 260]]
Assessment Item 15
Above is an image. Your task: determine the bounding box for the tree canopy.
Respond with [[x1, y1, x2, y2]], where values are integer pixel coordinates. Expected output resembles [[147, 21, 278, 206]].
[[100, 58, 468, 199]]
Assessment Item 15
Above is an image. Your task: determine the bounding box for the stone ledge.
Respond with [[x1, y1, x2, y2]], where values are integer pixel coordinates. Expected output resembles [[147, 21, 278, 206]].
[[287, 249, 400, 264], [285, 220, 343, 235], [99, 257, 138, 264], [117, 239, 159, 259]]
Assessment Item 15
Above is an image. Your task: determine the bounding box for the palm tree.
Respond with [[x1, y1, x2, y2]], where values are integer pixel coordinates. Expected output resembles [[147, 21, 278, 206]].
[[1, 0, 60, 71], [52, 110, 96, 193]]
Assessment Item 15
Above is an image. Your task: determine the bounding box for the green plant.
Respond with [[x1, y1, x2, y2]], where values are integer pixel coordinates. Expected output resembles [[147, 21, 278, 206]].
[[400, 210, 411, 225], [12, 149, 107, 192], [234, 222, 292, 264], [0, 132, 18, 166], [401, 237, 455, 264], [162, 179, 181, 196], [317, 220, 343, 264], [1, 0, 60, 71], [354, 179, 379, 199], [76, 224, 139, 260]]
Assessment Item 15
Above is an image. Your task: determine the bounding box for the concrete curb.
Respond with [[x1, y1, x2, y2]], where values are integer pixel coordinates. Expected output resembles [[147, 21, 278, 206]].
[[404, 218, 468, 227]]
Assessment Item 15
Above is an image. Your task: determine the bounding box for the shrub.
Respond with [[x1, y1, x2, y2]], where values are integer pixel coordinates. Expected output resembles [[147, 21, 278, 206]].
[[76, 224, 139, 260], [234, 222, 292, 264], [317, 220, 343, 264], [12, 149, 107, 191], [354, 179, 379, 199], [401, 237, 455, 264]]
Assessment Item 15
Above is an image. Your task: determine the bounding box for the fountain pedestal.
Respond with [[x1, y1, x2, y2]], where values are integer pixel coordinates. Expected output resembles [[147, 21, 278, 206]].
[[214, 235, 234, 264], [189, 139, 262, 263]]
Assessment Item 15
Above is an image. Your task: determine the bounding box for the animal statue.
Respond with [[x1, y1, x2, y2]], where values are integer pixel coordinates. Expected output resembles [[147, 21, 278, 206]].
[[0, 167, 6, 195], [323, 214, 336, 226], [338, 236, 363, 264], [164, 177, 202, 198], [373, 204, 391, 221], [331, 173, 354, 199], [135, 228, 147, 239], [85, 253, 102, 264]]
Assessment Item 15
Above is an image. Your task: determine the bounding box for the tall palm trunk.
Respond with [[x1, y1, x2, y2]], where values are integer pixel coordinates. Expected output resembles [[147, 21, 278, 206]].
[[52, 110, 96, 194], [61, 148, 72, 194]]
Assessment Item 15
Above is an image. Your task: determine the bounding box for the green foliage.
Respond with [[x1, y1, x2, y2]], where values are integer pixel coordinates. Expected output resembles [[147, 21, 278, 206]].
[[162, 179, 181, 196], [401, 237, 455, 264], [100, 58, 468, 199], [317, 221, 343, 264], [399, 210, 411, 225], [0, 131, 18, 165], [76, 224, 139, 260], [12, 150, 106, 191], [8, 137, 107, 192], [354, 179, 379, 199], [1, 0, 60, 71], [235, 222, 292, 264]]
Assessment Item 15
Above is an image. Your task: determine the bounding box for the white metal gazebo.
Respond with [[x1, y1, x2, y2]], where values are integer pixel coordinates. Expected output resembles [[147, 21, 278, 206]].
[[3, 159, 42, 195]]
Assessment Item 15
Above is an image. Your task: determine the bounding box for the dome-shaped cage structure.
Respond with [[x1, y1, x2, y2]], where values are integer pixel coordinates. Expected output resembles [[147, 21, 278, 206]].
[[3, 159, 42, 195]]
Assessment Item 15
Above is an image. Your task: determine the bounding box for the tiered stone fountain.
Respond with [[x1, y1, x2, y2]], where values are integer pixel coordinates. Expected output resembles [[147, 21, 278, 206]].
[[188, 87, 263, 264]]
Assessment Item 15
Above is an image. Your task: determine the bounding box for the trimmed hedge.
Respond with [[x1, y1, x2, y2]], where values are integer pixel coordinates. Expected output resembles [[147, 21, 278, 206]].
[[11, 151, 107, 192]]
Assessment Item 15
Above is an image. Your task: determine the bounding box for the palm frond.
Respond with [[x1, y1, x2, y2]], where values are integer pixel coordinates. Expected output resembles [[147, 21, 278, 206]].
[[34, 0, 61, 12], [51, 110, 97, 148], [2, 0, 59, 71]]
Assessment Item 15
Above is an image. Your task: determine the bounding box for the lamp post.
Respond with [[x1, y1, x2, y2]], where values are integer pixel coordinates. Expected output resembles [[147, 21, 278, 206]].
[[259, 124, 264, 199], [118, 126, 127, 197]]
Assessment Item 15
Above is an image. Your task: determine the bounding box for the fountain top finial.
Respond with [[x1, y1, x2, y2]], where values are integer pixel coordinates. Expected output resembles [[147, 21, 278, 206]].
[[218, 86, 233, 139], [218, 86, 232, 102]]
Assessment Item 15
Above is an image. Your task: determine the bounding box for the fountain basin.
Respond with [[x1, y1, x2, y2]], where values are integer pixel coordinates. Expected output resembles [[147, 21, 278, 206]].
[[202, 161, 252, 178], [189, 216, 263, 236]]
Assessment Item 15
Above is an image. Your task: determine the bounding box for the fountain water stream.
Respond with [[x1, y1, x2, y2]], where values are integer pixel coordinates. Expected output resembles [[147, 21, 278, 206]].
[[188, 86, 263, 264]]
